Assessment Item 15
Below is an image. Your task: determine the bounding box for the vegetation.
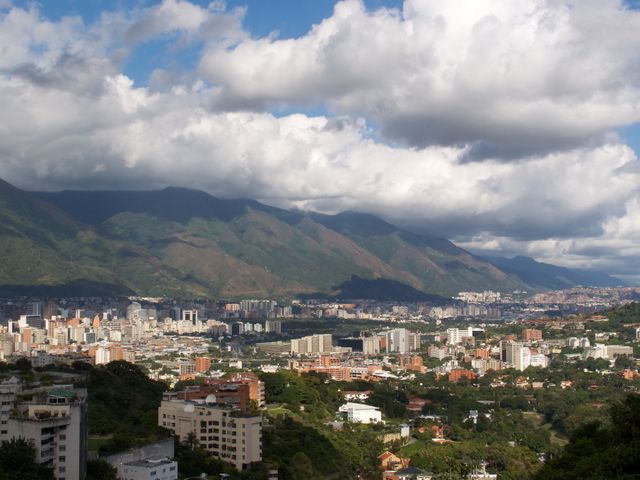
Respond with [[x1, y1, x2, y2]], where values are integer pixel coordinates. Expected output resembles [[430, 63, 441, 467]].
[[535, 394, 640, 479], [0, 438, 54, 480], [1, 177, 528, 298], [86, 459, 117, 480], [83, 361, 169, 453]]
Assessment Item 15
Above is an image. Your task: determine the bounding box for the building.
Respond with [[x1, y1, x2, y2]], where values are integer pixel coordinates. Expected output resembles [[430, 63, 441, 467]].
[[181, 310, 198, 324], [121, 457, 177, 480], [227, 372, 265, 407], [448, 369, 478, 383], [398, 355, 426, 373], [158, 398, 261, 470], [386, 329, 411, 353], [522, 329, 543, 342], [290, 334, 332, 355], [606, 345, 634, 358], [102, 438, 175, 480], [363, 336, 381, 355], [256, 341, 291, 355], [384, 466, 433, 480], [446, 327, 473, 345], [264, 320, 282, 334], [338, 402, 382, 424], [0, 383, 88, 480], [195, 357, 212, 373]]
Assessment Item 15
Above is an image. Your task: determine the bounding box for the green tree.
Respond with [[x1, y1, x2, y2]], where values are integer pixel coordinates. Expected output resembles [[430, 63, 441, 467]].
[[86, 459, 117, 480], [0, 438, 54, 480]]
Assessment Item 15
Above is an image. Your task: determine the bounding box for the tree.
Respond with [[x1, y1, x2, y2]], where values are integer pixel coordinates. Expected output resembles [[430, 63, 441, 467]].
[[0, 438, 54, 480], [86, 459, 117, 480], [535, 394, 640, 479], [14, 357, 32, 372], [289, 452, 321, 480]]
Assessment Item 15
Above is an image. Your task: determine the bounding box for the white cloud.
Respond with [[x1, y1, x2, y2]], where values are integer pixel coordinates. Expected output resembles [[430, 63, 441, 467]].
[[200, 0, 640, 157], [0, 0, 639, 279]]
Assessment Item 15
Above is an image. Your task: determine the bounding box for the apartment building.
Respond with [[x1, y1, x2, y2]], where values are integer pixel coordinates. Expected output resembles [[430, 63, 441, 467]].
[[158, 397, 261, 470], [0, 379, 88, 480], [290, 334, 332, 355]]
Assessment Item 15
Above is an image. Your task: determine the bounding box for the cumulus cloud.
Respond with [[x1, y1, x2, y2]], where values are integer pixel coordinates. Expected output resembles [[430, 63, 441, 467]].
[[200, 0, 640, 158], [0, 0, 639, 280]]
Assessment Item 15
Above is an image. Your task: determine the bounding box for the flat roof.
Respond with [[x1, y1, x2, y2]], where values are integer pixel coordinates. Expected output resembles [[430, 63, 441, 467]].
[[123, 457, 175, 468]]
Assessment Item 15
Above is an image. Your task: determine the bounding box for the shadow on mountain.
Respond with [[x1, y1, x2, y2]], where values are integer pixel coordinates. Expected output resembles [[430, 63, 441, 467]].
[[298, 275, 450, 304], [0, 280, 133, 297]]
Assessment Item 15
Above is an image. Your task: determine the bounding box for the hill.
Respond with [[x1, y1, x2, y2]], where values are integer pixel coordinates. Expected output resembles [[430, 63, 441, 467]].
[[0, 177, 621, 299], [485, 255, 625, 290], [34, 187, 524, 297]]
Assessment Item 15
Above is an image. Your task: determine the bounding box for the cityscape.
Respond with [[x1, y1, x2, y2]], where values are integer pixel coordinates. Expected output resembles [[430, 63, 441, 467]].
[[2, 0, 640, 479], [1, 286, 640, 479]]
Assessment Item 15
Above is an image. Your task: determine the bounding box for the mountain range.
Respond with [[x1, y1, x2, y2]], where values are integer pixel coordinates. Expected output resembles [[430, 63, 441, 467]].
[[0, 177, 624, 299]]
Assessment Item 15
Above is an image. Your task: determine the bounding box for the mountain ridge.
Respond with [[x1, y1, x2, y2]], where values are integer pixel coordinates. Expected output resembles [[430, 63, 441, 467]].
[[485, 255, 625, 289], [0, 178, 623, 298]]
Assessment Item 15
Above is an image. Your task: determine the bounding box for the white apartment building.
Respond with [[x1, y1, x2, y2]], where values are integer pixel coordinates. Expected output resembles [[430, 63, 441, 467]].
[[121, 457, 178, 480], [386, 329, 411, 353], [290, 334, 332, 355], [446, 327, 473, 345], [363, 336, 380, 355], [0, 380, 88, 480], [158, 397, 261, 470]]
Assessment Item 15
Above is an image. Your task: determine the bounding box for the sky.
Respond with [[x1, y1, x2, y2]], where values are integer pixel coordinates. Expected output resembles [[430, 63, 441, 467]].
[[1, 0, 640, 282]]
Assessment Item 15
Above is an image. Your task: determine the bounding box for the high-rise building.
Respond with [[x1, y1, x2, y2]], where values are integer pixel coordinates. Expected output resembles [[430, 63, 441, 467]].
[[264, 320, 282, 334], [182, 310, 198, 325], [504, 341, 531, 371], [158, 398, 261, 471], [1, 380, 88, 480], [386, 329, 411, 353], [195, 357, 212, 373], [290, 334, 332, 355], [446, 327, 473, 345]]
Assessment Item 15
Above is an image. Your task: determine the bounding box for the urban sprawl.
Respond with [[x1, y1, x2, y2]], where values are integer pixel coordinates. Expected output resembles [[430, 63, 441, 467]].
[[1, 286, 640, 480]]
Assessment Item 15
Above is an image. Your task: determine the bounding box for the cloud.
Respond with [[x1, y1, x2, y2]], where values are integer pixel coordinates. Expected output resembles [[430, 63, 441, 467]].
[[0, 0, 639, 280], [124, 0, 246, 46], [200, 0, 640, 158]]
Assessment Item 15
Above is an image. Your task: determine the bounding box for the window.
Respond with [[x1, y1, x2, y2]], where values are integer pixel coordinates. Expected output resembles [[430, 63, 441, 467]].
[[59, 435, 66, 440], [59, 456, 66, 462]]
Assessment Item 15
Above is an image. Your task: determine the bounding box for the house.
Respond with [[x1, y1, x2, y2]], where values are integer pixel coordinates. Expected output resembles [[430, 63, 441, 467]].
[[378, 451, 410, 471], [338, 402, 382, 424], [406, 397, 431, 413]]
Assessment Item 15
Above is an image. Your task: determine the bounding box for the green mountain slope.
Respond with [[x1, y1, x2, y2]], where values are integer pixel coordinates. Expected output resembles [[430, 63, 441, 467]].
[[32, 186, 525, 297], [0, 179, 211, 297]]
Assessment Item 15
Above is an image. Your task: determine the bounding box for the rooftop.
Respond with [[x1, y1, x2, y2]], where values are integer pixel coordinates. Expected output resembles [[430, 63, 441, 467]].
[[124, 457, 175, 468]]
